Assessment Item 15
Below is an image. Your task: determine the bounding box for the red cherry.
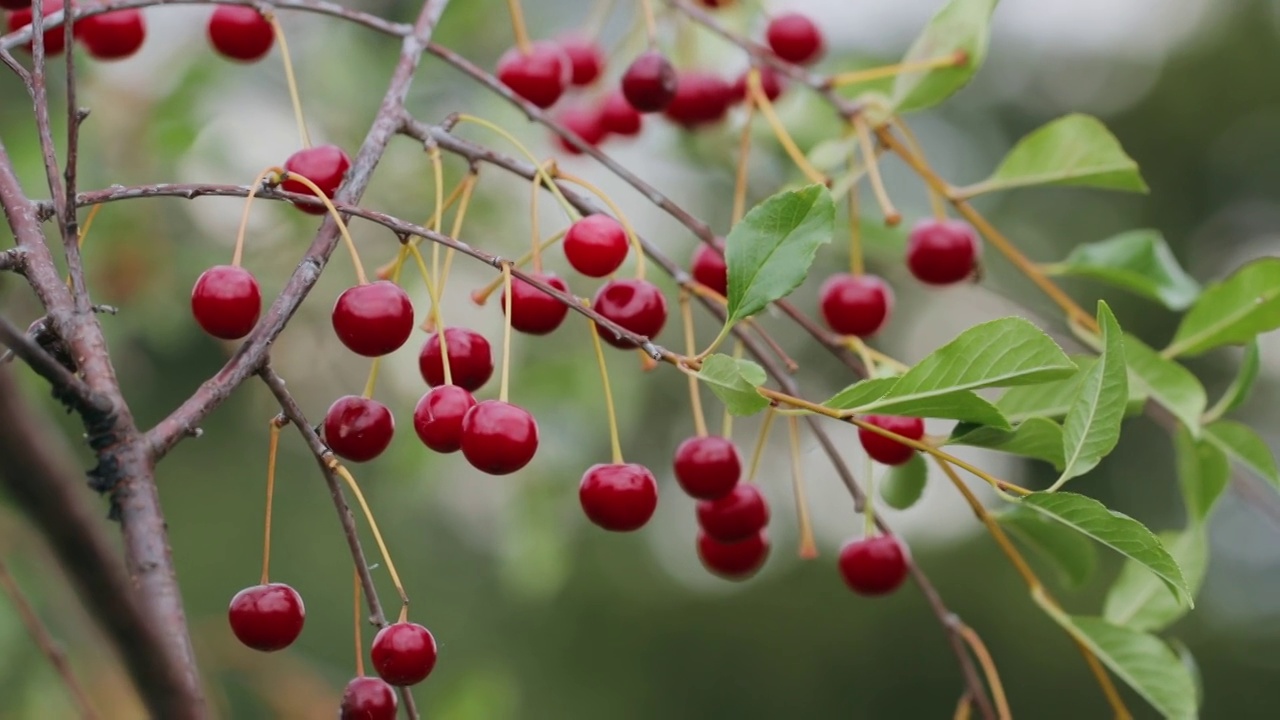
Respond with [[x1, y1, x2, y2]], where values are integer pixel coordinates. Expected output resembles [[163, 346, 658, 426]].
[[75, 9, 145, 60], [663, 71, 733, 129], [228, 583, 305, 652], [460, 400, 539, 475], [553, 104, 607, 155], [500, 271, 571, 335], [621, 51, 677, 113], [766, 12, 824, 66], [579, 463, 659, 532], [731, 65, 785, 104], [559, 36, 604, 86], [690, 241, 728, 297], [330, 281, 414, 357], [695, 0, 733, 7], [673, 436, 741, 500], [592, 278, 667, 349], [207, 5, 273, 62], [818, 273, 893, 337], [370, 622, 438, 686], [418, 327, 493, 392], [698, 530, 770, 579], [598, 92, 642, 137], [496, 42, 569, 109], [413, 385, 477, 454], [0, 1, 31, 9], [563, 215, 629, 278], [191, 265, 261, 340], [340, 677, 398, 720], [282, 145, 351, 215], [857, 414, 924, 466], [7, 0, 67, 55], [323, 396, 395, 463], [696, 483, 769, 542], [838, 535, 910, 596], [906, 219, 982, 285]]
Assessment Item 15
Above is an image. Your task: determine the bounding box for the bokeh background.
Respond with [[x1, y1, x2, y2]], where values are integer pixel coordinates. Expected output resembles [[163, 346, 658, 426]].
[[2, 0, 1280, 717]]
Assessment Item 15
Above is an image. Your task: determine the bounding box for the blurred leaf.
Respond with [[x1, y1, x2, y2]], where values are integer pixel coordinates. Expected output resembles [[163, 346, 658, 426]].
[[1165, 257, 1280, 358], [698, 354, 769, 416], [879, 454, 928, 510], [1045, 230, 1199, 310], [1103, 528, 1208, 633], [1175, 425, 1229, 523], [891, 0, 998, 112], [1206, 340, 1260, 421], [998, 504, 1097, 587], [1203, 419, 1280, 489], [949, 417, 1066, 469], [807, 135, 858, 176], [1124, 334, 1206, 436], [1168, 639, 1205, 714], [1055, 302, 1128, 487]]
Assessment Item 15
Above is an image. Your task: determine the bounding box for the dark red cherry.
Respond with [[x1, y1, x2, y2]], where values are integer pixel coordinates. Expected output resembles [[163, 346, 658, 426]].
[[0, 1, 31, 9], [691, 241, 728, 297], [673, 436, 741, 500], [598, 91, 643, 137], [496, 42, 569, 109], [579, 463, 659, 532], [7, 0, 67, 55], [621, 51, 677, 113], [208, 5, 273, 62], [696, 483, 769, 542], [228, 583, 305, 652], [500, 271, 571, 335], [413, 385, 476, 454], [418, 328, 493, 392], [282, 145, 351, 215], [554, 104, 607, 155], [460, 400, 539, 475], [340, 677, 397, 720], [323, 396, 395, 463], [698, 530, 770, 579], [370, 622, 438, 686], [839, 535, 910, 596], [331, 281, 414, 357], [559, 36, 604, 86], [592, 278, 667, 349], [819, 273, 893, 337], [191, 265, 262, 340], [731, 65, 785, 104], [766, 12, 824, 65], [696, 0, 733, 7], [663, 71, 733, 128], [75, 9, 145, 60], [564, 215, 629, 278], [906, 219, 981, 285], [857, 415, 924, 466]]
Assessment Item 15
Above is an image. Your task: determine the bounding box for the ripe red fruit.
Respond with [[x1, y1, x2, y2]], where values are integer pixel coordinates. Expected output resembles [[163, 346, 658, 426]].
[[673, 436, 741, 500], [838, 535, 910, 596], [496, 42, 569, 109], [698, 530, 770, 579], [663, 71, 733, 128], [696, 483, 769, 542], [731, 66, 785, 104], [207, 5, 273, 62], [766, 12, 824, 65], [7, 0, 67, 55], [460, 400, 539, 475], [0, 1, 32, 9], [696, 0, 733, 7], [75, 9, 146, 60], [228, 583, 305, 652], [413, 385, 476, 454], [419, 327, 493, 392], [331, 281, 414, 357], [579, 463, 659, 532], [592, 278, 667, 349], [340, 677, 397, 720], [690, 242, 728, 297], [564, 215, 629, 278], [282, 145, 351, 215], [906, 218, 982, 285], [857, 414, 925, 466], [818, 273, 893, 337], [554, 104, 606, 155], [621, 51, 677, 113], [500, 271, 571, 335], [598, 92, 642, 137], [370, 622, 438, 686], [559, 37, 604, 86], [191, 265, 262, 340], [323, 396, 395, 463]]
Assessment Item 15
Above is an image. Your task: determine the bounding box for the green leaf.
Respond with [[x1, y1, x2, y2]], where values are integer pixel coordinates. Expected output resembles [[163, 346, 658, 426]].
[[827, 380, 1011, 429], [996, 356, 1095, 423], [1203, 419, 1280, 489], [1175, 426, 1229, 524], [698, 354, 770, 417], [997, 505, 1097, 587], [1104, 528, 1209, 633], [1124, 334, 1206, 437], [1168, 640, 1204, 715], [1055, 302, 1129, 487], [1206, 339, 1260, 421], [890, 0, 998, 113], [724, 184, 835, 325], [1166, 257, 1280, 358], [1045, 230, 1199, 310], [824, 377, 898, 410], [949, 417, 1066, 469], [1020, 492, 1191, 605], [879, 454, 928, 510]]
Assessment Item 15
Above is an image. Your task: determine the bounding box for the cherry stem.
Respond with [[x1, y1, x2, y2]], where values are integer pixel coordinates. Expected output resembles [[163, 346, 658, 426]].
[[787, 415, 818, 559], [721, 339, 744, 438], [748, 72, 827, 187], [955, 693, 974, 720], [261, 417, 284, 586], [280, 171, 368, 284], [829, 51, 968, 88], [529, 163, 546, 274], [331, 462, 410, 622], [362, 359, 381, 399], [586, 0, 618, 40], [554, 171, 646, 281], [732, 85, 756, 226], [64, 203, 103, 288], [353, 568, 364, 678], [853, 116, 900, 226], [231, 167, 280, 268], [679, 291, 708, 437], [892, 117, 948, 220], [472, 230, 567, 304], [506, 0, 533, 54], [408, 243, 452, 386], [499, 263, 514, 403], [588, 314, 625, 465], [374, 176, 472, 280], [847, 148, 864, 276], [428, 144, 445, 235], [639, 0, 659, 47], [266, 13, 312, 149], [862, 455, 878, 538], [437, 172, 480, 302], [956, 623, 1012, 720], [744, 406, 775, 485], [454, 115, 579, 220]]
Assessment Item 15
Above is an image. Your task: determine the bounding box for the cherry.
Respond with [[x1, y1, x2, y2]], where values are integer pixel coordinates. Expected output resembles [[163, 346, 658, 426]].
[[418, 327, 493, 392], [191, 265, 261, 340], [371, 622, 438, 686], [282, 145, 351, 215], [460, 400, 539, 475], [563, 215, 629, 278], [673, 436, 741, 500], [323, 396, 395, 463], [838, 535, 910, 596], [690, 241, 728, 297], [554, 104, 607, 155], [696, 0, 733, 7], [731, 65, 785, 104], [906, 218, 982, 285], [227, 583, 305, 652], [7, 0, 67, 55], [0, 1, 31, 9], [331, 281, 414, 357], [818, 273, 893, 337], [696, 483, 769, 542], [698, 530, 770, 580], [766, 12, 824, 66], [663, 71, 733, 129], [857, 414, 924, 466], [413, 385, 477, 454], [592, 278, 667, 349], [598, 92, 642, 137], [75, 9, 145, 60], [340, 677, 397, 720], [579, 463, 659, 532], [559, 37, 604, 86], [500, 271, 571, 335], [496, 42, 569, 109], [208, 5, 273, 62], [621, 51, 677, 113]]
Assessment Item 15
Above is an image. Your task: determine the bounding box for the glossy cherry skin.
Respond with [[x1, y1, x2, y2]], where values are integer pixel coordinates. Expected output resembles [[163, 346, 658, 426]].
[[496, 42, 569, 109], [7, 0, 67, 55], [592, 278, 667, 349], [501, 272, 571, 335], [673, 436, 741, 500], [323, 396, 395, 463], [191, 265, 262, 340], [331, 281, 414, 357], [906, 218, 982, 285], [282, 145, 351, 215], [207, 5, 273, 62], [413, 385, 476, 454], [228, 583, 305, 652], [839, 535, 910, 596], [579, 463, 659, 532], [460, 400, 539, 475], [564, 215, 629, 278], [598, 92, 642, 136], [75, 9, 146, 60], [698, 530, 770, 580], [819, 273, 893, 337], [621, 51, 677, 113], [371, 622, 438, 686], [766, 12, 824, 65], [554, 104, 607, 155], [691, 242, 728, 297], [418, 327, 493, 392], [731, 65, 785, 104], [857, 414, 924, 466], [340, 677, 398, 720], [663, 71, 733, 128], [696, 483, 769, 542], [559, 37, 604, 86]]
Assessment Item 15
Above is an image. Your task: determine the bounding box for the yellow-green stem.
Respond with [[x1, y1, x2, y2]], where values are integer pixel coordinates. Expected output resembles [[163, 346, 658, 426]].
[[331, 462, 410, 622], [454, 115, 579, 219], [408, 243, 452, 386], [261, 418, 283, 585], [232, 167, 281, 268], [266, 13, 312, 149], [680, 291, 709, 437], [353, 569, 364, 677], [829, 51, 967, 88], [748, 72, 827, 186], [853, 116, 900, 226], [787, 415, 818, 558], [281, 171, 368, 284], [589, 316, 625, 464], [500, 263, 514, 403], [745, 407, 776, 485], [506, 0, 532, 53], [733, 82, 757, 225]]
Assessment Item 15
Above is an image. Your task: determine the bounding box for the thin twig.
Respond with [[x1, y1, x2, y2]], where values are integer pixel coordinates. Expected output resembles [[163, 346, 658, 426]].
[[0, 314, 108, 415]]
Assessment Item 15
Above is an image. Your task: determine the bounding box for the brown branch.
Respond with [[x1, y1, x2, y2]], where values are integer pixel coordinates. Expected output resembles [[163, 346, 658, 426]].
[[0, 313, 108, 414], [0, 247, 25, 273]]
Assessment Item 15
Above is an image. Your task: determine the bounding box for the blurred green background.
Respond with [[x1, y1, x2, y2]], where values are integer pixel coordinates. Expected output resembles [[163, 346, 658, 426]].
[[2, 0, 1280, 717]]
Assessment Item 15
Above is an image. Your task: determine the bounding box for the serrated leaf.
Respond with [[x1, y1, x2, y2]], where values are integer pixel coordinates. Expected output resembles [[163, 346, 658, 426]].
[[1124, 334, 1206, 436], [1203, 419, 1280, 489], [963, 114, 1148, 196], [891, 0, 998, 113], [880, 454, 928, 510], [1055, 302, 1128, 487], [698, 354, 769, 417], [827, 379, 1010, 428], [998, 355, 1148, 423], [1175, 426, 1229, 524], [1206, 340, 1260, 421], [997, 505, 1097, 587], [1165, 257, 1280, 358], [725, 184, 835, 325], [1046, 230, 1200, 310], [824, 377, 898, 410], [1021, 491, 1191, 605], [1104, 528, 1208, 633], [949, 417, 1066, 469]]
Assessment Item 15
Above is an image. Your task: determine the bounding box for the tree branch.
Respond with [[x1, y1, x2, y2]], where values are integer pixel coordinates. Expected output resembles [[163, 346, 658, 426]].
[[0, 313, 108, 415]]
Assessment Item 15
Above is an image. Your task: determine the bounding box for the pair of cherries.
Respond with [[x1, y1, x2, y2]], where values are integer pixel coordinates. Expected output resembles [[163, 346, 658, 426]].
[[5, 1, 146, 60]]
